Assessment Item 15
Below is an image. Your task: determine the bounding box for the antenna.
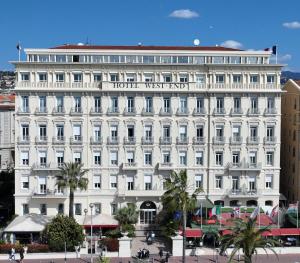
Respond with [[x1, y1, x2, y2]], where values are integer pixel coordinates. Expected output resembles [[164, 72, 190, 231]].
[[193, 39, 200, 46]]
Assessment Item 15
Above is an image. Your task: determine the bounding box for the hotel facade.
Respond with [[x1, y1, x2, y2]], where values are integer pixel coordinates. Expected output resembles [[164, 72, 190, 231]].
[[13, 44, 282, 225]]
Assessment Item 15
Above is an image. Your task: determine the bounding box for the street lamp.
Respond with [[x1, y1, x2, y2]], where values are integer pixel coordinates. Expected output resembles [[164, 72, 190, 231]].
[[89, 203, 94, 263]]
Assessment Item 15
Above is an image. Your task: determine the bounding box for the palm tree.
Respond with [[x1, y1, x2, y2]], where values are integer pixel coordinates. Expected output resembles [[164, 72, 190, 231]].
[[162, 169, 203, 263], [56, 162, 89, 218], [114, 203, 138, 235], [220, 217, 280, 263]]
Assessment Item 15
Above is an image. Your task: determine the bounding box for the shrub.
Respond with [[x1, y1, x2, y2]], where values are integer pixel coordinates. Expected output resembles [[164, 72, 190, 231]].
[[100, 238, 118, 252], [0, 243, 49, 253], [42, 215, 84, 252]]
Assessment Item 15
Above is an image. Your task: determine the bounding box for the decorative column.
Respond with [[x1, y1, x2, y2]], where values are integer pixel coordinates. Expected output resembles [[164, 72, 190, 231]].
[[118, 233, 132, 258], [171, 233, 183, 256]]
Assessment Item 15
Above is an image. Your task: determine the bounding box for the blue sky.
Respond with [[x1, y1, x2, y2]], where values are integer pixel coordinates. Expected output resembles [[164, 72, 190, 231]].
[[0, 0, 300, 71]]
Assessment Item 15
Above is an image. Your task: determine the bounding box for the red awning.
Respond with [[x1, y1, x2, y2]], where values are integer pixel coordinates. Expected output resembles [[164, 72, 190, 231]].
[[262, 228, 281, 236], [280, 228, 300, 236], [179, 228, 203, 238], [221, 229, 232, 235]]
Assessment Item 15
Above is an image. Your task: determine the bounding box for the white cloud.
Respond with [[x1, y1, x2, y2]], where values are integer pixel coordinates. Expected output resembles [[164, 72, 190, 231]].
[[169, 9, 199, 19], [220, 40, 243, 49], [283, 21, 300, 29]]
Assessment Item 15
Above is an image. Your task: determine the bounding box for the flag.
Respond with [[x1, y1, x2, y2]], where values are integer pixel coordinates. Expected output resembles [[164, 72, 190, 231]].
[[272, 45, 277, 55], [174, 211, 182, 220], [234, 207, 240, 216], [212, 205, 221, 216], [16, 42, 21, 51], [270, 205, 279, 218], [250, 206, 260, 219]]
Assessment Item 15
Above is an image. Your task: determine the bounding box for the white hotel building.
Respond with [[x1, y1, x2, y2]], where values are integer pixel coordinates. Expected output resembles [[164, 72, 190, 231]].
[[13, 44, 282, 225]]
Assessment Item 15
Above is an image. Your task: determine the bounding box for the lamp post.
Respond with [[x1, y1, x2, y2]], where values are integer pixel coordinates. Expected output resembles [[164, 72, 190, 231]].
[[89, 203, 94, 263]]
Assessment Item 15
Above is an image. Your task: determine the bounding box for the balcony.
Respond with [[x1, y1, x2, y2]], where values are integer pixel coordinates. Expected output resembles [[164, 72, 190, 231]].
[[52, 136, 65, 145], [227, 188, 259, 198], [123, 137, 136, 145], [31, 162, 51, 170], [107, 107, 119, 116], [35, 107, 48, 115], [247, 108, 260, 116], [31, 188, 67, 199], [176, 108, 189, 116], [123, 107, 136, 116], [90, 136, 103, 145], [17, 107, 30, 115], [213, 136, 225, 144], [142, 136, 154, 145], [193, 136, 205, 145], [52, 107, 66, 115], [192, 108, 206, 116], [158, 162, 173, 170], [159, 137, 172, 145], [159, 108, 172, 116], [117, 184, 163, 197], [17, 136, 30, 144], [247, 136, 259, 144], [107, 136, 119, 145], [70, 136, 83, 145], [122, 162, 137, 170], [230, 108, 243, 116], [90, 107, 103, 115], [264, 108, 278, 116], [230, 136, 242, 144], [35, 136, 48, 145], [176, 136, 189, 145], [213, 108, 226, 115], [141, 107, 154, 116], [70, 107, 83, 115], [264, 136, 276, 144], [227, 161, 262, 171]]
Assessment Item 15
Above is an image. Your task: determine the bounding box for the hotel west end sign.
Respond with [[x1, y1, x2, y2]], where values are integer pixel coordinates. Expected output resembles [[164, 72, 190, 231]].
[[112, 82, 189, 90]]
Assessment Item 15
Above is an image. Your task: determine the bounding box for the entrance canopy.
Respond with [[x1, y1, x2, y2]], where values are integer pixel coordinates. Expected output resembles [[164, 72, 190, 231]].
[[179, 228, 203, 238], [83, 214, 119, 228], [196, 198, 214, 209], [262, 228, 300, 236], [4, 214, 52, 233]]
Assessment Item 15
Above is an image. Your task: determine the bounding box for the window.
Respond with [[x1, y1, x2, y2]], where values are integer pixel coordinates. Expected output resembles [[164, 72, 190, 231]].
[[230, 56, 241, 64], [196, 74, 205, 84], [216, 75, 224, 83], [127, 151, 134, 164], [196, 97, 204, 112], [232, 176, 239, 191], [248, 176, 256, 191], [94, 73, 102, 82], [110, 73, 119, 82], [38, 73, 47, 82], [216, 176, 222, 189], [39, 96, 47, 112], [73, 152, 81, 164], [110, 126, 118, 141], [179, 125, 187, 140], [21, 124, 29, 140], [75, 203, 82, 215], [250, 97, 258, 112], [94, 203, 101, 214], [73, 124, 81, 141], [94, 97, 101, 112], [215, 152, 223, 166], [267, 75, 275, 83], [56, 151, 64, 166], [93, 125, 101, 141], [56, 55, 66, 62], [21, 96, 29, 112], [233, 97, 241, 111], [40, 204, 47, 215], [195, 151, 203, 165], [110, 151, 118, 166], [179, 151, 187, 166], [179, 97, 188, 113], [163, 74, 172, 83], [266, 151, 274, 166], [21, 175, 29, 189], [143, 56, 154, 63], [179, 74, 188, 83], [232, 126, 240, 139], [163, 97, 171, 112], [39, 152, 47, 167], [39, 125, 47, 140], [22, 204, 29, 215], [144, 151, 152, 165], [94, 151, 101, 166], [127, 97, 135, 112], [111, 203, 117, 215], [127, 176, 134, 190], [110, 175, 117, 189], [233, 75, 241, 83], [111, 96, 118, 112], [216, 97, 224, 113], [249, 151, 257, 166], [162, 151, 171, 164], [250, 75, 258, 83], [250, 126, 257, 139], [74, 96, 81, 112], [21, 73, 30, 81], [162, 125, 170, 139], [232, 152, 240, 165], [126, 73, 136, 82], [196, 125, 204, 138], [93, 175, 101, 189], [127, 125, 135, 139], [21, 151, 29, 166], [73, 73, 82, 82], [144, 174, 152, 190], [56, 125, 64, 139], [144, 125, 152, 139], [266, 126, 274, 139], [265, 175, 273, 189], [38, 176, 47, 194], [56, 73, 64, 82], [145, 97, 153, 112], [144, 74, 154, 82], [267, 97, 275, 110], [58, 203, 64, 214], [195, 174, 203, 188], [216, 125, 224, 139], [178, 56, 189, 63]]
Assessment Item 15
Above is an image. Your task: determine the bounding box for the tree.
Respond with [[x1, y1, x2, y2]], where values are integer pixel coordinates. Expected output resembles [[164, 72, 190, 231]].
[[162, 169, 203, 263], [43, 215, 84, 251], [220, 217, 280, 263], [114, 204, 138, 237], [55, 162, 88, 218]]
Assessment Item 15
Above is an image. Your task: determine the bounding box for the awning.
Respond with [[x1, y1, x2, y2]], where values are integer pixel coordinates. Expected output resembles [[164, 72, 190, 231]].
[[83, 214, 119, 228], [196, 198, 214, 209], [280, 228, 300, 236], [262, 228, 281, 236], [221, 229, 232, 235], [179, 228, 203, 238], [4, 214, 52, 233]]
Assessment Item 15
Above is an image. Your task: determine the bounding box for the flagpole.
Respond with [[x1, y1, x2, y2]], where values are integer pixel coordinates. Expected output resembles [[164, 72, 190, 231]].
[[275, 45, 278, 64], [278, 204, 280, 229], [258, 205, 261, 229], [297, 202, 299, 229], [200, 203, 203, 229]]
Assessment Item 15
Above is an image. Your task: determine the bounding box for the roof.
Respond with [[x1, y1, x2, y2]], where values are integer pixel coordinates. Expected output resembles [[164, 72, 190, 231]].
[[294, 80, 300, 86], [51, 44, 242, 52], [4, 214, 52, 233], [83, 214, 119, 228], [0, 94, 15, 103]]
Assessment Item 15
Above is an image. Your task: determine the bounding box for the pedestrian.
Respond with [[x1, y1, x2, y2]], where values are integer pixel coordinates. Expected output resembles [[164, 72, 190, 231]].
[[165, 251, 170, 262], [8, 247, 15, 261], [159, 248, 163, 259], [19, 247, 24, 263]]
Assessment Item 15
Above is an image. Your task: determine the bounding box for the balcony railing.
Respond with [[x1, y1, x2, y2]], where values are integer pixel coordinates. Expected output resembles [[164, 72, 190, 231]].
[[231, 108, 243, 115], [264, 136, 276, 144], [32, 162, 51, 170], [142, 136, 154, 145], [123, 162, 137, 170], [123, 137, 136, 145], [158, 162, 173, 170], [213, 108, 226, 115], [70, 107, 83, 115], [107, 107, 119, 115], [90, 136, 103, 144], [141, 107, 154, 116], [159, 108, 172, 116], [247, 136, 259, 144], [213, 136, 225, 144], [193, 136, 205, 145], [31, 188, 67, 198], [17, 107, 30, 115], [35, 107, 47, 115], [247, 108, 260, 116], [159, 137, 172, 145], [52, 136, 65, 144], [17, 136, 30, 144], [107, 136, 119, 145], [70, 136, 83, 144], [123, 107, 136, 116], [227, 161, 262, 171], [176, 136, 189, 145], [35, 136, 48, 144], [52, 107, 65, 115], [230, 136, 242, 144], [227, 188, 258, 197], [264, 108, 277, 115], [176, 108, 189, 116], [192, 108, 206, 116], [90, 107, 103, 115]]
